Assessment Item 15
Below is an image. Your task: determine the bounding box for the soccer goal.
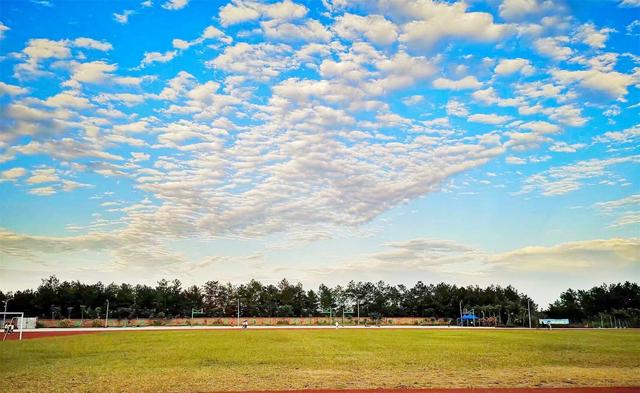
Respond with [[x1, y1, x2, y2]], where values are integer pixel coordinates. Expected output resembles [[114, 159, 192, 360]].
[[1, 312, 24, 341]]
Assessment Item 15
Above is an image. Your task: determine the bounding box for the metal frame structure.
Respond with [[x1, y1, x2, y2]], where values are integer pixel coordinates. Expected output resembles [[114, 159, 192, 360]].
[[1, 312, 24, 341]]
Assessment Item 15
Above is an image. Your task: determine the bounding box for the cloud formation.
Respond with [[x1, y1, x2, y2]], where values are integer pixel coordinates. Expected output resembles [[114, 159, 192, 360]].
[[0, 0, 637, 293]]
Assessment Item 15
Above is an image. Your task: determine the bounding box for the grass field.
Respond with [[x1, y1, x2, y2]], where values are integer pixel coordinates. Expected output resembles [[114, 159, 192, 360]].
[[1, 329, 639, 393]]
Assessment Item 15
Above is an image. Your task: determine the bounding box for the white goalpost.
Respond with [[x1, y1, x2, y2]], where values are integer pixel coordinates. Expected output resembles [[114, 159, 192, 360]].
[[1, 312, 24, 341]]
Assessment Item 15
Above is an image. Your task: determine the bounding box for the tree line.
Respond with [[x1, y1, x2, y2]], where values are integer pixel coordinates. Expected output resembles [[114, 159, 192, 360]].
[[1, 276, 638, 326]]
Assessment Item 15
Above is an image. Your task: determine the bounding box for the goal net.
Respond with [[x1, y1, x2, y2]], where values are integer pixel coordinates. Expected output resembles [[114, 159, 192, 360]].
[[1, 312, 24, 341]]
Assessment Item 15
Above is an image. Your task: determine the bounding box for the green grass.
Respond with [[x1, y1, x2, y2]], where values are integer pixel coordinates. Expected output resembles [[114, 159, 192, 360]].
[[1, 329, 639, 392]]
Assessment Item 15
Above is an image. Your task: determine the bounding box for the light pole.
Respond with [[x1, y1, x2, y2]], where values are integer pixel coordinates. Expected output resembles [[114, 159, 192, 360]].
[[459, 300, 463, 326], [236, 298, 240, 327], [2, 297, 10, 327], [104, 300, 110, 328], [527, 300, 532, 329], [80, 305, 86, 326]]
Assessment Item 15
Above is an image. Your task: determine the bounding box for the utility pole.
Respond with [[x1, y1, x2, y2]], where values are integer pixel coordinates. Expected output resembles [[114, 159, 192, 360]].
[[527, 299, 532, 329], [357, 299, 360, 326], [104, 299, 109, 328], [459, 300, 463, 326], [236, 298, 240, 327]]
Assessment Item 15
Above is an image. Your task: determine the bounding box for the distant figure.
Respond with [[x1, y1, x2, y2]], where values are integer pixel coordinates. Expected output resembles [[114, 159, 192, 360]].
[[242, 319, 248, 329], [335, 321, 339, 329], [3, 323, 8, 333]]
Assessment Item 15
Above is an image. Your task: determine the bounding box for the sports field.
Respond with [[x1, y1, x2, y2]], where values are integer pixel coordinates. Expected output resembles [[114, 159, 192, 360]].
[[1, 329, 639, 393]]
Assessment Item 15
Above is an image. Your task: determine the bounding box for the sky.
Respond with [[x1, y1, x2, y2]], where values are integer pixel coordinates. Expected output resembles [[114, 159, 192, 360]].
[[0, 0, 638, 306]]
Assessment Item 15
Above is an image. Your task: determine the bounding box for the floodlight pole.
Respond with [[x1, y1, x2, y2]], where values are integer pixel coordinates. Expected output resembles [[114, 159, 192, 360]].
[[357, 300, 360, 326], [104, 300, 109, 328], [459, 300, 463, 327], [527, 299, 532, 329], [237, 298, 240, 327], [2, 298, 9, 327]]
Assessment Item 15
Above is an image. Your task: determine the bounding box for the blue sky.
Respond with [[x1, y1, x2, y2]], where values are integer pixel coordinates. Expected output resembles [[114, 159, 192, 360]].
[[0, 0, 638, 305]]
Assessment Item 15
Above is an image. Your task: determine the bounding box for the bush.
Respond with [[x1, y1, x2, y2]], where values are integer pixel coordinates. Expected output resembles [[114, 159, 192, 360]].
[[276, 319, 290, 325], [36, 320, 46, 328], [57, 319, 74, 328], [150, 319, 165, 326], [91, 319, 103, 328]]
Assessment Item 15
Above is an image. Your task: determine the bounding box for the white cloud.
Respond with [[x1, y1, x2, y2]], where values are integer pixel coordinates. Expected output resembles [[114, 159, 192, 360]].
[[468, 113, 512, 124], [0, 22, 9, 40], [593, 124, 640, 145], [498, 0, 554, 21], [574, 23, 616, 49], [0, 167, 26, 181], [519, 155, 640, 196], [261, 19, 331, 43], [396, 1, 511, 50], [594, 194, 640, 228], [619, 0, 640, 8], [131, 152, 151, 162], [172, 25, 230, 51], [506, 156, 526, 165], [172, 38, 191, 50], [44, 90, 92, 109], [219, 0, 307, 26], [552, 68, 635, 100], [627, 20, 640, 35], [202, 25, 225, 40], [0, 82, 28, 96], [68, 61, 117, 84], [139, 50, 177, 67], [534, 36, 572, 60], [162, 0, 189, 10], [433, 76, 482, 90], [73, 37, 113, 51], [26, 168, 60, 184], [219, 3, 261, 26], [519, 120, 560, 134], [594, 194, 640, 212], [113, 10, 134, 24], [446, 99, 468, 117], [307, 236, 638, 279], [28, 186, 56, 196], [402, 95, 424, 106], [14, 38, 71, 78], [489, 238, 639, 272], [333, 13, 398, 46], [207, 42, 296, 81], [549, 142, 586, 153], [494, 58, 534, 76]]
